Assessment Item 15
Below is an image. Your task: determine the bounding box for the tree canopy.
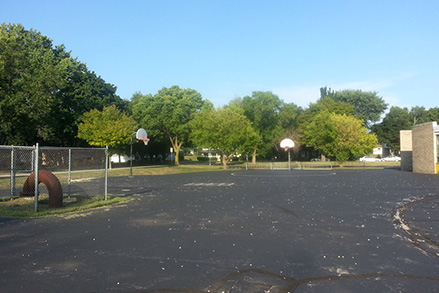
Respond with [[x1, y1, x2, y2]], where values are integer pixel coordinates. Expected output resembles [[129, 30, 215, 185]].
[[370, 106, 439, 152], [331, 89, 388, 128], [190, 106, 260, 168], [0, 23, 123, 146], [130, 86, 211, 165], [4, 23, 431, 162], [297, 96, 354, 131], [77, 105, 138, 150], [302, 112, 377, 162], [238, 91, 300, 162]]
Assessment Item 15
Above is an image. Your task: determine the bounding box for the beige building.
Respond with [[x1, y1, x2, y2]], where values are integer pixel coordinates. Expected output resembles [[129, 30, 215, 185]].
[[400, 121, 439, 174]]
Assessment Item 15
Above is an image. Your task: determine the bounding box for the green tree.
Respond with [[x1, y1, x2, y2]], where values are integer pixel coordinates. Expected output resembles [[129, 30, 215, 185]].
[[332, 89, 388, 128], [0, 23, 71, 145], [278, 103, 302, 129], [237, 92, 302, 162], [130, 86, 211, 165], [239, 91, 283, 162], [0, 23, 123, 146], [320, 86, 336, 99], [428, 107, 439, 122], [297, 96, 354, 127], [331, 114, 378, 162], [55, 60, 125, 146], [77, 105, 138, 150], [191, 106, 261, 169], [371, 106, 412, 151], [409, 106, 430, 125], [295, 96, 355, 161], [302, 112, 377, 162], [372, 106, 439, 152]]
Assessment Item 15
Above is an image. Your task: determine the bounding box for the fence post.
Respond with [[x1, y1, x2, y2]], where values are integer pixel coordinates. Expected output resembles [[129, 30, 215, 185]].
[[105, 146, 108, 200], [34, 143, 39, 212], [10, 146, 15, 199], [68, 148, 72, 198]]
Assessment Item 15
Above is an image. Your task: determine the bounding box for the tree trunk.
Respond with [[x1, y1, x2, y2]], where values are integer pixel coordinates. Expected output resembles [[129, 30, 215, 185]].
[[174, 144, 181, 165], [252, 149, 257, 164], [222, 154, 229, 169], [169, 136, 182, 166]]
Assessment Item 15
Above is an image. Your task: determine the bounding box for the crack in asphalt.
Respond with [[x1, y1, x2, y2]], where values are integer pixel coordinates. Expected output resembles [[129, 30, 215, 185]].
[[393, 196, 439, 257]]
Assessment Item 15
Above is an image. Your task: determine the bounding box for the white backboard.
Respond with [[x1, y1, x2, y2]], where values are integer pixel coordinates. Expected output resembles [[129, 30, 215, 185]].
[[136, 128, 148, 140], [280, 138, 295, 150]]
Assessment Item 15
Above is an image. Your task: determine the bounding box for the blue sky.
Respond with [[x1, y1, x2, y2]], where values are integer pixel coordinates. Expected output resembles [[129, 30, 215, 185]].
[[1, 0, 438, 110]]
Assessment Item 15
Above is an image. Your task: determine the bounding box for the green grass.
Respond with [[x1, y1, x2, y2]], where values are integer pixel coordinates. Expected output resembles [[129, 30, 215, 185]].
[[241, 161, 401, 169], [109, 164, 226, 176], [332, 161, 400, 169], [0, 194, 130, 218]]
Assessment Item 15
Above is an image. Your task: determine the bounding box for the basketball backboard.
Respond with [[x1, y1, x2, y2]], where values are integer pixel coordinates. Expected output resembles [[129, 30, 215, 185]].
[[136, 128, 148, 140], [280, 138, 295, 150]]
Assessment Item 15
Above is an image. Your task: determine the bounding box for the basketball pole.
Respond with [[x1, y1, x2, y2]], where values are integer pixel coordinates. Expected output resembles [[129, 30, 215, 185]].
[[130, 132, 135, 177], [280, 138, 294, 171], [288, 148, 291, 170]]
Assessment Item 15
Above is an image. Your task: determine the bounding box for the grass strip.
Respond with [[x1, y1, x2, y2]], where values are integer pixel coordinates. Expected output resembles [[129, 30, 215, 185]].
[[0, 194, 130, 218]]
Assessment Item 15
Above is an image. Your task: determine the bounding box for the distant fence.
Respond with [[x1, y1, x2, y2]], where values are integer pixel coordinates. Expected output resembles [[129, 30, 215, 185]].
[[0, 144, 108, 211], [245, 162, 333, 170]]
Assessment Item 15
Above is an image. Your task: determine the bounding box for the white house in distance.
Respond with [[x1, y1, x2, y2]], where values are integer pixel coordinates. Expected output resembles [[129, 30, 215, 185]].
[[373, 144, 391, 157], [110, 154, 132, 163]]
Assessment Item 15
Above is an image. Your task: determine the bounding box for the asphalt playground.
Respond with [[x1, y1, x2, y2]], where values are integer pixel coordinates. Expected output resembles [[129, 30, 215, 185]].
[[1, 168, 439, 292]]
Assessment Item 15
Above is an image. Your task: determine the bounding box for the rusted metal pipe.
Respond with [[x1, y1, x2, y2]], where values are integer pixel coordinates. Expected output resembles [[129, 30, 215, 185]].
[[20, 170, 63, 208]]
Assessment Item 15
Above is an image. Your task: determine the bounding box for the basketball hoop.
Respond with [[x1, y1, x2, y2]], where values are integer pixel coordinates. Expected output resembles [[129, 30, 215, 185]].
[[136, 128, 149, 145], [140, 138, 150, 145], [130, 128, 149, 177], [280, 138, 295, 170], [280, 138, 295, 150]]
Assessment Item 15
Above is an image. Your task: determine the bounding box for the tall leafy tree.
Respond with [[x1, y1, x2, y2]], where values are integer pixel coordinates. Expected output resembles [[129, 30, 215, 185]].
[[371, 106, 412, 151], [320, 86, 336, 99], [0, 23, 70, 145], [372, 106, 439, 152], [428, 107, 439, 122], [302, 112, 377, 162], [277, 102, 302, 134], [297, 96, 354, 129], [330, 114, 378, 162], [238, 92, 302, 162], [332, 89, 388, 128], [239, 91, 283, 162], [0, 23, 123, 146], [130, 86, 211, 165], [77, 105, 138, 150], [190, 106, 261, 169], [55, 60, 126, 146], [409, 106, 430, 125]]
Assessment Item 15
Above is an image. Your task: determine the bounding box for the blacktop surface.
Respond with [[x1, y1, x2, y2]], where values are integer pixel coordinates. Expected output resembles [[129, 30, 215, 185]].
[[1, 168, 439, 292]]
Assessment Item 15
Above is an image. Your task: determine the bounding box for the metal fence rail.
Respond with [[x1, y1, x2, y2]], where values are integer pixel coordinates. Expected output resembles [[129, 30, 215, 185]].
[[301, 163, 333, 170], [0, 145, 108, 211], [245, 162, 333, 171]]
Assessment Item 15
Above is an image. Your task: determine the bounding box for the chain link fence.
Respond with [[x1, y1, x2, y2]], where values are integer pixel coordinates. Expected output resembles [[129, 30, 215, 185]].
[[245, 162, 333, 170], [0, 145, 108, 208]]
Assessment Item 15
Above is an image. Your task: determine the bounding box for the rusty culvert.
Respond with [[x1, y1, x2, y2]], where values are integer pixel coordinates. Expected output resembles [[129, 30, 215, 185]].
[[20, 170, 63, 208]]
